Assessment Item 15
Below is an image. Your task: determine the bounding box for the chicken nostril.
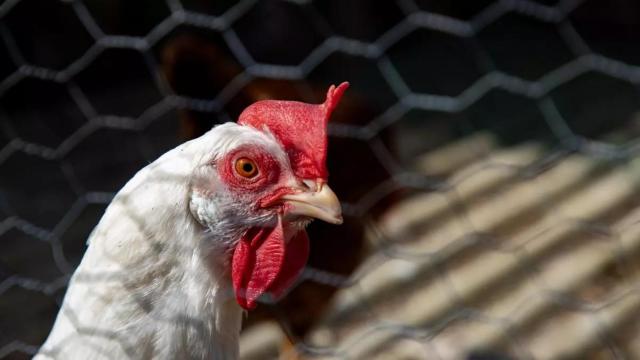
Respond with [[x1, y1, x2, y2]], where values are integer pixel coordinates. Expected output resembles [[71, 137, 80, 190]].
[[302, 179, 317, 192]]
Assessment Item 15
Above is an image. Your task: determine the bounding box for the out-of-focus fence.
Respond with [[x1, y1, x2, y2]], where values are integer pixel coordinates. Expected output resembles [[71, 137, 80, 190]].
[[1, 0, 640, 359]]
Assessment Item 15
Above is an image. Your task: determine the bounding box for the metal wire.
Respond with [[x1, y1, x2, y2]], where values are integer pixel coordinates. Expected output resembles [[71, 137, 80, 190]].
[[1, 0, 640, 358]]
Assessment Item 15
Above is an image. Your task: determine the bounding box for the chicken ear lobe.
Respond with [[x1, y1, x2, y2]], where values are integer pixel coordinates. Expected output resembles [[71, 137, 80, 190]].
[[231, 219, 309, 310]]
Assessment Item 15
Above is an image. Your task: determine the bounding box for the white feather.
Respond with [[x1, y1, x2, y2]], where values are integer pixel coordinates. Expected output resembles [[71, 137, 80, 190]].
[[35, 123, 290, 360]]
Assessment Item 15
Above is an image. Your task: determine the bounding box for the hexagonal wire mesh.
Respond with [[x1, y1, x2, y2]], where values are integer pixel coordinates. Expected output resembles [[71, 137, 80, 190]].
[[1, 0, 640, 359]]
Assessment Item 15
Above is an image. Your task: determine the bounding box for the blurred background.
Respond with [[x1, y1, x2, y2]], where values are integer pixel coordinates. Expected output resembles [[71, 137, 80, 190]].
[[2, 0, 640, 359]]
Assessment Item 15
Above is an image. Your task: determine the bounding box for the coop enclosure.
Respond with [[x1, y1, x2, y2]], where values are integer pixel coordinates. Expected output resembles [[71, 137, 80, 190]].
[[1, 0, 640, 359]]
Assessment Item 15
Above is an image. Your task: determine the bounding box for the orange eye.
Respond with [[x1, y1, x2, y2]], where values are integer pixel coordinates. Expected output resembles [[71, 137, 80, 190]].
[[235, 158, 258, 178]]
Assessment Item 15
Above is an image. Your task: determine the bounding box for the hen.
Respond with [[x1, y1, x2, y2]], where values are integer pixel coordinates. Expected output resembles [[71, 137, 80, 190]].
[[161, 36, 395, 345], [35, 83, 349, 359]]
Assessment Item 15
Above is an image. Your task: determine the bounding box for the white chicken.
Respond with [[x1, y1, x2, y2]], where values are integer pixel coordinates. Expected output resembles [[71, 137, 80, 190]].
[[35, 83, 349, 359]]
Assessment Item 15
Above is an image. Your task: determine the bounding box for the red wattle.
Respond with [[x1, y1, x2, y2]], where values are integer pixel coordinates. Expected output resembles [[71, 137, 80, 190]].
[[231, 220, 310, 310]]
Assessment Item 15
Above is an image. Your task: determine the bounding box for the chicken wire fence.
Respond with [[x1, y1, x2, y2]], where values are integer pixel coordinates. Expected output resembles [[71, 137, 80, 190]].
[[2, 0, 640, 358]]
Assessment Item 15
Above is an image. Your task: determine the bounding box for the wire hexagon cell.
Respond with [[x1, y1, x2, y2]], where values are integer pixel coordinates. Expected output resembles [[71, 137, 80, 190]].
[[73, 48, 165, 118], [0, 152, 77, 228], [1, 79, 88, 148], [387, 28, 485, 97], [549, 71, 640, 145], [3, 0, 94, 70], [477, 12, 575, 80], [233, 0, 325, 66]]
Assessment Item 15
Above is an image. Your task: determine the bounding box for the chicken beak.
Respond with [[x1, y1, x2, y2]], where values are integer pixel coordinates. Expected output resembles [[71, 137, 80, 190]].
[[281, 183, 343, 225]]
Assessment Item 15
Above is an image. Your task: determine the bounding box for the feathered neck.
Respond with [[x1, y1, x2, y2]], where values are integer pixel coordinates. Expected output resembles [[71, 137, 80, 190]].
[[37, 140, 243, 360]]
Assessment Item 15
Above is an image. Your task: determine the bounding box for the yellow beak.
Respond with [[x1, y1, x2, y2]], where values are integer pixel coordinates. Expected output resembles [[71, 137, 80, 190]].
[[281, 183, 343, 224]]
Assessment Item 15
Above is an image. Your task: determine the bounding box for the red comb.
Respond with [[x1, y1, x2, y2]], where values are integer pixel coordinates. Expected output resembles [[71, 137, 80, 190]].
[[238, 82, 349, 179]]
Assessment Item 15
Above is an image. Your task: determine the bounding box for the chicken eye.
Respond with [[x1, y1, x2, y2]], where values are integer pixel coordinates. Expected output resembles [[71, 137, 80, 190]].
[[235, 158, 258, 178]]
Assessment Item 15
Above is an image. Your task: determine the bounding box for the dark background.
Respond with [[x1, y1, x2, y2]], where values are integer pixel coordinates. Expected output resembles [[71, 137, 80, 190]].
[[1, 0, 640, 358]]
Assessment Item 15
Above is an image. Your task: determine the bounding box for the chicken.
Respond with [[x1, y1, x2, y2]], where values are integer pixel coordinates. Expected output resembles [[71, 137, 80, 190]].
[[35, 83, 349, 359], [161, 36, 396, 345]]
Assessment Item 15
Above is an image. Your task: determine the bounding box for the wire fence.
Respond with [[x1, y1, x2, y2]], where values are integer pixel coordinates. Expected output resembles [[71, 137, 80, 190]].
[[1, 0, 640, 358]]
